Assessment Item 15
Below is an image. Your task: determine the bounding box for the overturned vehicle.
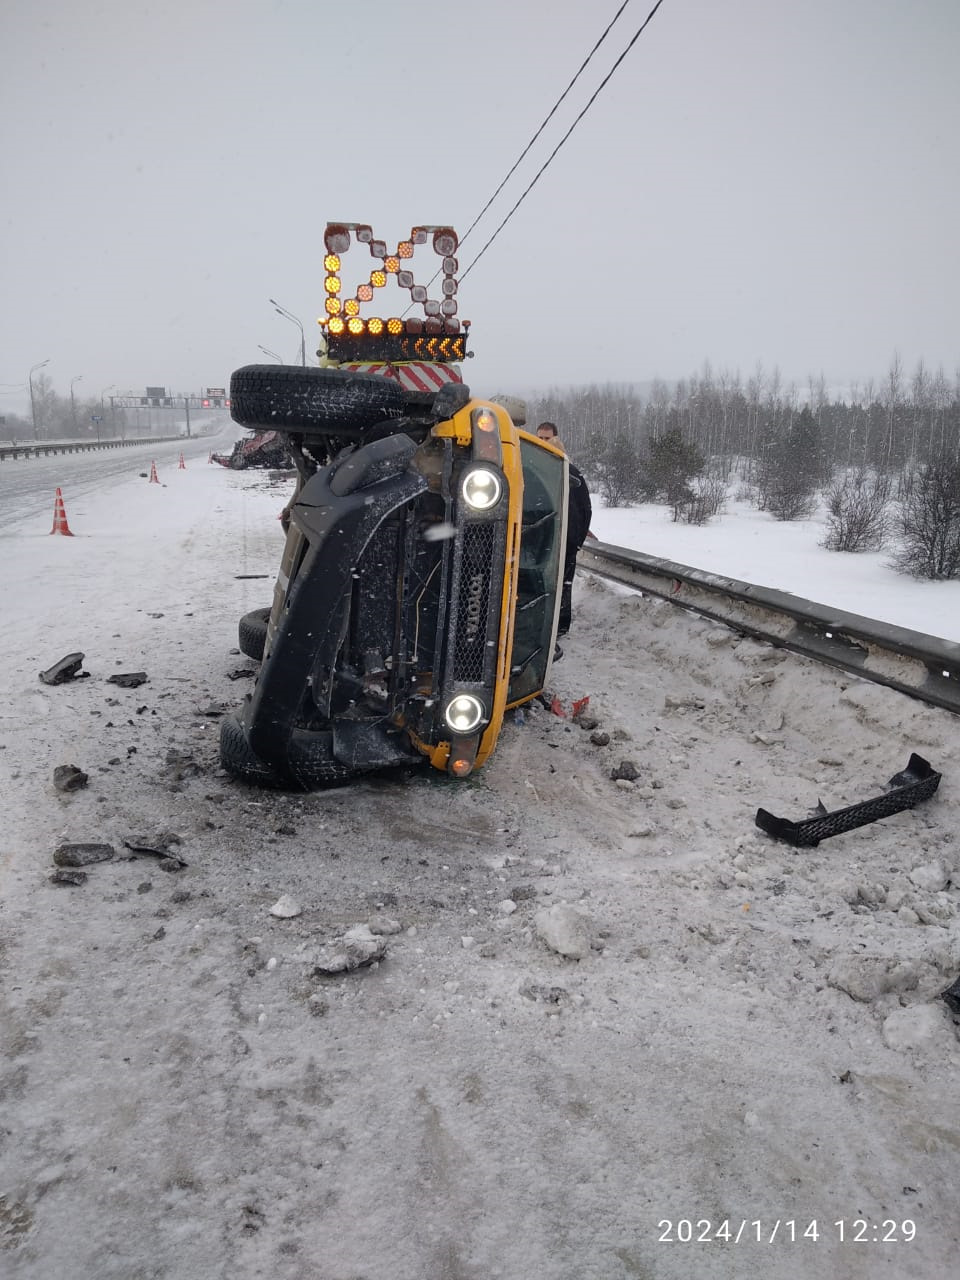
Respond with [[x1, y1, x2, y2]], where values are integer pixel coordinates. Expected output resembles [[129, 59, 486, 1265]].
[[220, 222, 568, 788], [211, 429, 291, 470]]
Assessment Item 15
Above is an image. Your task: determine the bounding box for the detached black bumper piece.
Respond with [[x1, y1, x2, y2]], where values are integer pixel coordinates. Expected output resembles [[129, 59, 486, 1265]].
[[755, 753, 941, 848]]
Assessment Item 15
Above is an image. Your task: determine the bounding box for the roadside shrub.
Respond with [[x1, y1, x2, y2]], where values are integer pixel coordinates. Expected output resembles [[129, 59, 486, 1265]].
[[890, 456, 960, 579], [820, 470, 891, 552], [673, 475, 727, 525], [759, 475, 818, 521]]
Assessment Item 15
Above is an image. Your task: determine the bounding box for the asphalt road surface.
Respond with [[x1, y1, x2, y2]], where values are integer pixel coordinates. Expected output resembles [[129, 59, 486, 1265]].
[[0, 421, 231, 534]]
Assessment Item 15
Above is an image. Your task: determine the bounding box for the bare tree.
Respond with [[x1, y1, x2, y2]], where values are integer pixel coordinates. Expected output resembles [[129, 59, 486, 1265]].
[[860, 377, 876, 466], [767, 365, 783, 429], [882, 352, 903, 469], [648, 379, 671, 433], [931, 365, 950, 457], [31, 372, 57, 439], [909, 358, 931, 464], [820, 470, 891, 552], [891, 455, 960, 579], [808, 371, 828, 421]]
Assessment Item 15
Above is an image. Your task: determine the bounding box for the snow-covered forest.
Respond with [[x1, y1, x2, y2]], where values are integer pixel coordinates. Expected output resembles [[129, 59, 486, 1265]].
[[531, 357, 960, 471], [529, 356, 960, 580]]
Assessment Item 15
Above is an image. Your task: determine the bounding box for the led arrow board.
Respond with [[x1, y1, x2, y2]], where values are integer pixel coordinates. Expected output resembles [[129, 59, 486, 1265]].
[[318, 223, 467, 364]]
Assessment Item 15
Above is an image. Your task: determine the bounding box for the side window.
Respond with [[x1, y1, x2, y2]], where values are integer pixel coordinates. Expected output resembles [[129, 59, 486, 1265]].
[[508, 441, 566, 703]]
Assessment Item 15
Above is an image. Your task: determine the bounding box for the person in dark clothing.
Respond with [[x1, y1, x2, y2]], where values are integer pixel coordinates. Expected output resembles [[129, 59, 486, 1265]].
[[535, 423, 593, 636], [558, 457, 592, 635]]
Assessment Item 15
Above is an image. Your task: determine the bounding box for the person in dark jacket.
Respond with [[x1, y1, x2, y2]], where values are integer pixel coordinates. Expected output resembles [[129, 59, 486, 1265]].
[[535, 422, 592, 636], [559, 457, 592, 635]]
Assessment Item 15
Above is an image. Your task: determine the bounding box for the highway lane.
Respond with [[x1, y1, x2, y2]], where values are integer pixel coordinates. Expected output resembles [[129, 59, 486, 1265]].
[[0, 421, 234, 534]]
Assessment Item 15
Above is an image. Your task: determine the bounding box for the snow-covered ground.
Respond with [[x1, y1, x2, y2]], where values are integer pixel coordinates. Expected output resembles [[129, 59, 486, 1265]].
[[1, 444, 958, 1279], [592, 499, 960, 645]]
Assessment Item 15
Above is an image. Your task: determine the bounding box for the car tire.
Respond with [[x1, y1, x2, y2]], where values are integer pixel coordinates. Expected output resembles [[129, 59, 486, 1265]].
[[238, 607, 270, 661], [219, 712, 289, 788], [220, 713, 362, 790], [285, 728, 359, 788], [230, 365, 407, 435]]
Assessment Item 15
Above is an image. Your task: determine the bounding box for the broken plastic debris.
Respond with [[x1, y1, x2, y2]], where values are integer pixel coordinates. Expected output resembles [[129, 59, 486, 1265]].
[[107, 672, 148, 688], [39, 652, 88, 685], [123, 841, 188, 868], [756, 753, 941, 847]]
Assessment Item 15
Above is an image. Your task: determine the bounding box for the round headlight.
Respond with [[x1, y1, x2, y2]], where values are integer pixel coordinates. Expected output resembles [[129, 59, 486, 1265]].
[[444, 693, 484, 734], [461, 467, 502, 511]]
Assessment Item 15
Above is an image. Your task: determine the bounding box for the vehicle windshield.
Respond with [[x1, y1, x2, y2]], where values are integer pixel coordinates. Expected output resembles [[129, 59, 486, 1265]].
[[507, 438, 566, 704]]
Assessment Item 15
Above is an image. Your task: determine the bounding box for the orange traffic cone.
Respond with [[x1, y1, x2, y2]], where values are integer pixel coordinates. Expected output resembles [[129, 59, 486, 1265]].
[[148, 461, 160, 484], [178, 452, 186, 470], [50, 487, 74, 536]]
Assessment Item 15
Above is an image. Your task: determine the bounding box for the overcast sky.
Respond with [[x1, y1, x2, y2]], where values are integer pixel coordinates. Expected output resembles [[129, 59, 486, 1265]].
[[2, 0, 958, 415]]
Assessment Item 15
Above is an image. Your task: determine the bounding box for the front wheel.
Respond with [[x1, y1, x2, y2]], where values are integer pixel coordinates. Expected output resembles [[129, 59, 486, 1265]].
[[219, 712, 289, 788], [219, 713, 362, 790]]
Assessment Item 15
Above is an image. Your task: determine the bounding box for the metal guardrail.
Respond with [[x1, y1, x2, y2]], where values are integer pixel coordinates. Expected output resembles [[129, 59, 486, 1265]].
[[0, 435, 184, 461], [579, 540, 960, 716]]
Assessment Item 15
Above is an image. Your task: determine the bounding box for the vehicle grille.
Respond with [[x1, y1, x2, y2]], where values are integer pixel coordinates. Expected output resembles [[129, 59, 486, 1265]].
[[452, 521, 496, 683]]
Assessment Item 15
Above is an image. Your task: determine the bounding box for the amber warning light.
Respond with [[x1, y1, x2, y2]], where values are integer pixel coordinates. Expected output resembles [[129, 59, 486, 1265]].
[[319, 222, 468, 363]]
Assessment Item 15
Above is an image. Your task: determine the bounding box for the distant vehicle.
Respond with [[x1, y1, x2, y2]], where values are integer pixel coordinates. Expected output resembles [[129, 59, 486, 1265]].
[[219, 223, 568, 788], [210, 429, 291, 470]]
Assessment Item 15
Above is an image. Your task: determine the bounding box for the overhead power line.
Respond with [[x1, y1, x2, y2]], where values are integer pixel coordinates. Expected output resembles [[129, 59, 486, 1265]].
[[458, 0, 635, 250], [460, 0, 668, 283], [402, 1, 638, 318]]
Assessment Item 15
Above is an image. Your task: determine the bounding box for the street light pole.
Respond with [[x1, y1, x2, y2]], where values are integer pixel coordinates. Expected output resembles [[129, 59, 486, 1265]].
[[29, 358, 50, 440], [258, 345, 284, 363], [99, 384, 116, 442], [70, 375, 83, 436], [269, 298, 306, 367]]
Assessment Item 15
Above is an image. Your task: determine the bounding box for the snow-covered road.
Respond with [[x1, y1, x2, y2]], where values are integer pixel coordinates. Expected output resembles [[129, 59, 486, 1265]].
[[0, 423, 229, 533], [1, 457, 957, 1280]]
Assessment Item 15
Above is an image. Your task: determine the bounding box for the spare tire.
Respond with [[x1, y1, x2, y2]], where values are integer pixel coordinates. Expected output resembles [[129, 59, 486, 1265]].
[[230, 365, 407, 435], [238, 606, 271, 661]]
